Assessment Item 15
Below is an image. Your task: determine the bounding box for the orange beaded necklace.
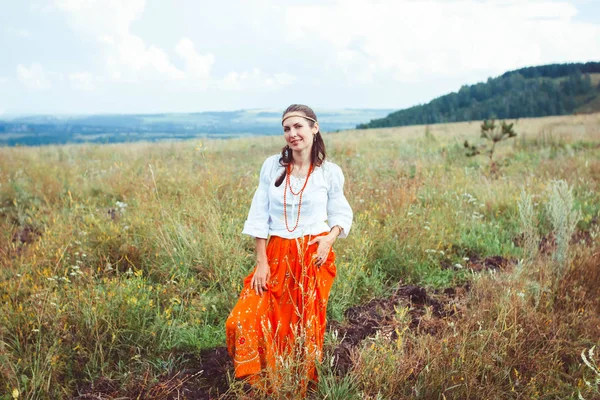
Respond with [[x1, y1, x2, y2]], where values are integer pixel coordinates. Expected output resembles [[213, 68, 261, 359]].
[[283, 164, 313, 233]]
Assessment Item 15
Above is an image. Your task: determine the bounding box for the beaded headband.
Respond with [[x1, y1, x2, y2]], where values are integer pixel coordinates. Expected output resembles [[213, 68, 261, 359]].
[[282, 113, 317, 125]]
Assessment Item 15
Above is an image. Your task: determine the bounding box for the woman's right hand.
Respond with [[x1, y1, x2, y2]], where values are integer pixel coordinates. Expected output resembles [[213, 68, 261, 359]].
[[251, 261, 270, 296]]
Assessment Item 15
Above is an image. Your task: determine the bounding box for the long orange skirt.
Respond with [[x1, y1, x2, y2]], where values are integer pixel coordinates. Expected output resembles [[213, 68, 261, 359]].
[[225, 233, 336, 384]]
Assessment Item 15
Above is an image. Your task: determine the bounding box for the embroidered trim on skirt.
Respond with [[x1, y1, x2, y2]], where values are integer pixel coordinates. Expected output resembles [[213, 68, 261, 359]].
[[225, 233, 336, 383]]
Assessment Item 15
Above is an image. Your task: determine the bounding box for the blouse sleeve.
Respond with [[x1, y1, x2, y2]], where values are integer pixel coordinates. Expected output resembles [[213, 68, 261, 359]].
[[326, 163, 353, 238], [242, 156, 277, 239]]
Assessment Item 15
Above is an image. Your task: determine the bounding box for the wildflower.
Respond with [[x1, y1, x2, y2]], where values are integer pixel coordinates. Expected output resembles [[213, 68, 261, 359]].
[[12, 388, 19, 399], [171, 297, 181, 305]]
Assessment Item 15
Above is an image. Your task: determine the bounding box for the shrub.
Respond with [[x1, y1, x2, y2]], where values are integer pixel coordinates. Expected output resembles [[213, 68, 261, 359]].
[[545, 180, 580, 283], [517, 189, 540, 263]]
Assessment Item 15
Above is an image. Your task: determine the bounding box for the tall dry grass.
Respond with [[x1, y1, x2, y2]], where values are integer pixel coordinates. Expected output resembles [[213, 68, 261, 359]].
[[0, 113, 599, 398]]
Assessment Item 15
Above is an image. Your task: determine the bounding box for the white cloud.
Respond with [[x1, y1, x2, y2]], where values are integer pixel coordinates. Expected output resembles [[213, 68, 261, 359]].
[[335, 49, 377, 84], [13, 0, 597, 113], [17, 64, 52, 90], [54, 0, 291, 92], [68, 72, 95, 91], [55, 0, 182, 81], [285, 0, 600, 84], [107, 35, 185, 81], [175, 38, 215, 81], [54, 0, 216, 84], [53, 0, 288, 91], [54, 0, 145, 37], [273, 73, 296, 87], [220, 68, 262, 91], [219, 68, 297, 91]]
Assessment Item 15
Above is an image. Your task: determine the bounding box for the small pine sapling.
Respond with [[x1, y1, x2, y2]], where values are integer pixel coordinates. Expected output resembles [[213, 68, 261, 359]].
[[480, 119, 517, 162], [464, 119, 517, 174]]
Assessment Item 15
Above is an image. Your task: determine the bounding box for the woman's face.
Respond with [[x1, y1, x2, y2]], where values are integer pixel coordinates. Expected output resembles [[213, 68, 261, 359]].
[[283, 115, 319, 153]]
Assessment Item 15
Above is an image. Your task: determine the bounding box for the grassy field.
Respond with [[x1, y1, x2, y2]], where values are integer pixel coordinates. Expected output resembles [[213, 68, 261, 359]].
[[1, 113, 599, 399]]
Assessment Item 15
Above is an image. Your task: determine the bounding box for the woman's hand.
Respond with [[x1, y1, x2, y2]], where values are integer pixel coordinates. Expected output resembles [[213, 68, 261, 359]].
[[308, 231, 338, 267], [251, 261, 270, 296], [251, 238, 269, 296]]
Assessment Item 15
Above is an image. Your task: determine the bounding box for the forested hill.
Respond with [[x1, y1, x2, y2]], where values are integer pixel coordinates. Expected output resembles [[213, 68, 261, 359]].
[[357, 62, 600, 129]]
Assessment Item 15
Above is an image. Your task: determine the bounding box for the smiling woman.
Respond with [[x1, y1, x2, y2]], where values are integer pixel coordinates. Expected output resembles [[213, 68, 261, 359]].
[[225, 104, 353, 393]]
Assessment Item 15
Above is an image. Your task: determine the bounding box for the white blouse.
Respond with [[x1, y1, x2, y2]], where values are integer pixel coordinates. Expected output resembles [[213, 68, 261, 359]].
[[242, 154, 353, 239]]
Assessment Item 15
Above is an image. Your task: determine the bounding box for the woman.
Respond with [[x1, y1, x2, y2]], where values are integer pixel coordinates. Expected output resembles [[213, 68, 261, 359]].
[[225, 104, 353, 389]]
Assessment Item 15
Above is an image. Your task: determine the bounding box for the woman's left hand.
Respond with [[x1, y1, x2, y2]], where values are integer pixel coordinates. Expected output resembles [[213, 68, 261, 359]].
[[308, 233, 337, 267]]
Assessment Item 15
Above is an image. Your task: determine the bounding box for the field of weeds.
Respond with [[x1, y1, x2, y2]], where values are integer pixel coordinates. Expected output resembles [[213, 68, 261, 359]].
[[1, 113, 599, 399]]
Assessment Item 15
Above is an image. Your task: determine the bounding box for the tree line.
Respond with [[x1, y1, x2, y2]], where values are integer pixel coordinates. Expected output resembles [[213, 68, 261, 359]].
[[358, 62, 600, 129]]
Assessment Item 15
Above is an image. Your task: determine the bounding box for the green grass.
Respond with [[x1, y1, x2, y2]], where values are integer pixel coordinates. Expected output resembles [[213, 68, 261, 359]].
[[1, 113, 599, 398]]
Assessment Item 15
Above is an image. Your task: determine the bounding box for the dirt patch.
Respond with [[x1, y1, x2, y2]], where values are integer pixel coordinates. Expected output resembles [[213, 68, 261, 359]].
[[467, 255, 516, 272], [74, 348, 233, 400], [74, 376, 121, 399], [326, 283, 469, 375], [514, 220, 598, 255], [161, 347, 233, 400], [570, 229, 595, 247], [441, 253, 516, 272], [75, 273, 480, 398], [538, 233, 556, 255], [74, 283, 468, 398], [11, 224, 41, 245], [537, 231, 596, 255], [3, 224, 43, 257]]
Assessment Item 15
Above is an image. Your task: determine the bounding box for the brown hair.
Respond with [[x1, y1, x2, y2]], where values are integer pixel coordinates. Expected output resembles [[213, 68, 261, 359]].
[[274, 104, 327, 187]]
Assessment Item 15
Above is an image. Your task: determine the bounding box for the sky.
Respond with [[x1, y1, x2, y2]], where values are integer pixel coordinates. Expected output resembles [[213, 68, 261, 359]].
[[1, 0, 599, 116]]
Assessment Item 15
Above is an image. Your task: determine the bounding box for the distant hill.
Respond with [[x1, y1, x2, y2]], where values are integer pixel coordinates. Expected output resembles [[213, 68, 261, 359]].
[[0, 108, 392, 147], [357, 62, 600, 129]]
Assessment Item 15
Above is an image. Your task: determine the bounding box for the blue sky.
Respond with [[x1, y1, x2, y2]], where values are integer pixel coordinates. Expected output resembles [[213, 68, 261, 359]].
[[1, 0, 599, 115]]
